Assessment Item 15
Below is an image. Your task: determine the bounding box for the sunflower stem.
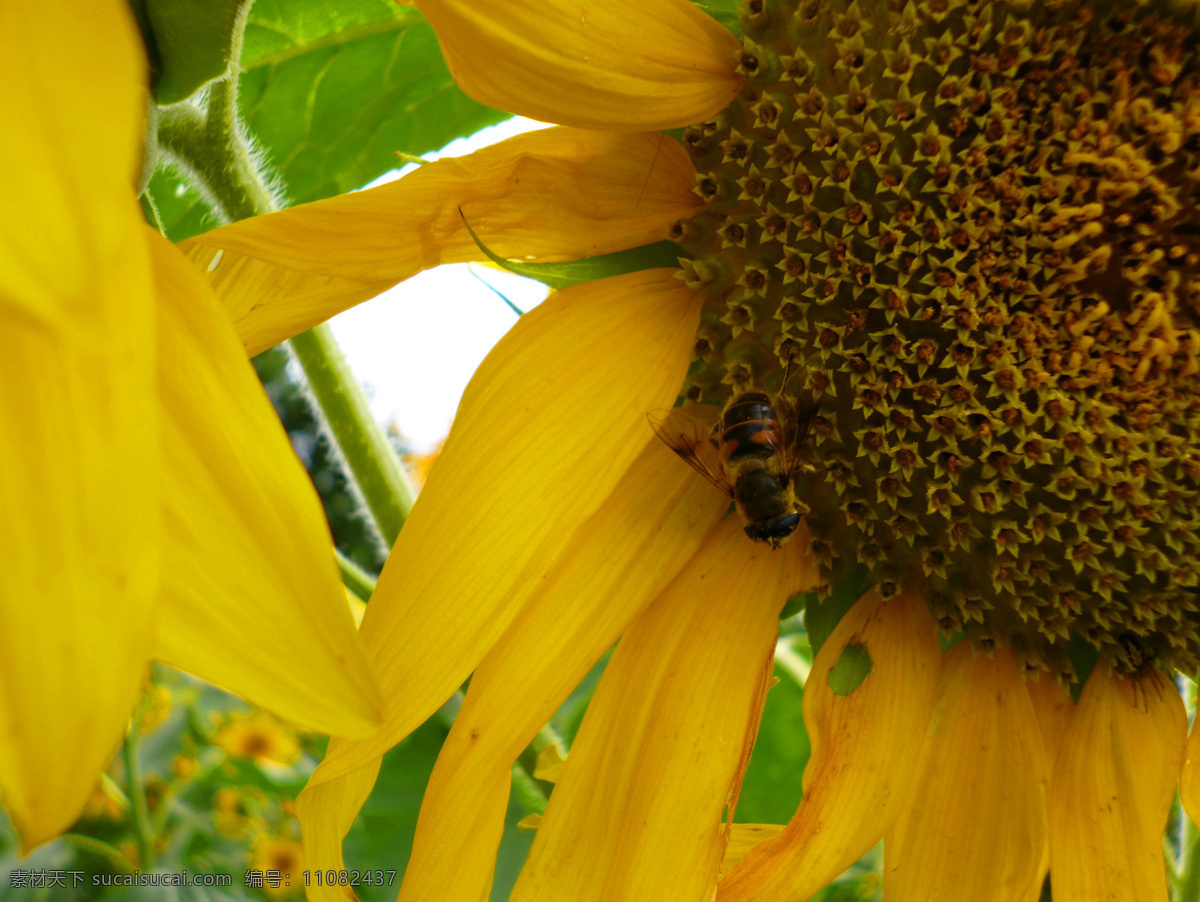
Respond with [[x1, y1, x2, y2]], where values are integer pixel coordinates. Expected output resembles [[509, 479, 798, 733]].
[[151, 0, 416, 551], [337, 548, 378, 601], [156, 3, 280, 223], [122, 716, 155, 870], [1180, 814, 1200, 902], [63, 834, 136, 874], [290, 325, 417, 547]]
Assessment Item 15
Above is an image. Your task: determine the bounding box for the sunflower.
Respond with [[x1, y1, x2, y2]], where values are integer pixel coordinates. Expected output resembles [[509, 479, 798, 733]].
[[184, 0, 1200, 899], [0, 1, 382, 850]]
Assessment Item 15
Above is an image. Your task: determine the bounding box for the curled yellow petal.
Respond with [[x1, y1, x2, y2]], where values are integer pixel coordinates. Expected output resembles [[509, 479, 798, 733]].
[[298, 271, 703, 900], [395, 438, 729, 902], [717, 589, 941, 902], [1049, 666, 1186, 902], [415, 0, 742, 130], [146, 231, 382, 738], [0, 0, 158, 849], [183, 128, 700, 355], [510, 516, 813, 902], [885, 643, 1048, 902]]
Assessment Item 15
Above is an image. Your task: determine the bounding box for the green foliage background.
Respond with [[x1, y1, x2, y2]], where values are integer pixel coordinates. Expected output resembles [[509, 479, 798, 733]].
[[0, 0, 877, 899]]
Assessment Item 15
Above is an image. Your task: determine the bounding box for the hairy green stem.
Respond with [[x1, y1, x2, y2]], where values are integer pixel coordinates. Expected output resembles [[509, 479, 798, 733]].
[[337, 548, 378, 601], [291, 326, 417, 547], [155, 4, 276, 222], [63, 834, 136, 874], [122, 718, 154, 869], [1179, 814, 1200, 902]]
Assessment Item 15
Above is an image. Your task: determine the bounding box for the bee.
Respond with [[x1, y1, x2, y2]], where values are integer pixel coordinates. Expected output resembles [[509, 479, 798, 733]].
[[649, 377, 818, 548]]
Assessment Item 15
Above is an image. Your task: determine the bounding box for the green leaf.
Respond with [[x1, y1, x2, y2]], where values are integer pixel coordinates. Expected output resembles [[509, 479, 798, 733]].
[[239, 1, 508, 205], [460, 214, 684, 290], [149, 2, 510, 240], [142, 0, 249, 105], [145, 168, 222, 243], [803, 566, 868, 659], [826, 643, 873, 696]]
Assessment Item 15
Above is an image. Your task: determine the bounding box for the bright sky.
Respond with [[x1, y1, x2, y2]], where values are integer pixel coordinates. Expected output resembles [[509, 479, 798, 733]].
[[327, 117, 553, 453]]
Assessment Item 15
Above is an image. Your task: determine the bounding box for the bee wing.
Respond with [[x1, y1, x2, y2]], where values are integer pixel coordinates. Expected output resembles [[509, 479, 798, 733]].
[[647, 406, 733, 497], [775, 393, 820, 481]]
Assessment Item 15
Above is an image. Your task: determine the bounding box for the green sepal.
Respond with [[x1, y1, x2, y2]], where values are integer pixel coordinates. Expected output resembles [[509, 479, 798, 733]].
[[826, 643, 873, 696], [460, 212, 685, 290], [803, 566, 868, 658], [1065, 633, 1099, 701], [690, 0, 744, 36], [134, 0, 249, 104]]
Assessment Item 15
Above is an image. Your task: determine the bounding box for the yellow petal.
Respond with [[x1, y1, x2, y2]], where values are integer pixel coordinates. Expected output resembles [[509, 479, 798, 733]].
[[182, 128, 700, 355], [724, 825, 785, 872], [1025, 672, 1075, 887], [885, 643, 1048, 902], [297, 270, 703, 899], [0, 0, 158, 849], [510, 516, 812, 902], [1049, 666, 1186, 902], [1182, 705, 1200, 828], [0, 1, 145, 327], [145, 230, 382, 738], [717, 589, 941, 902], [1025, 672, 1074, 769], [395, 438, 729, 902], [534, 746, 566, 783], [414, 0, 742, 131]]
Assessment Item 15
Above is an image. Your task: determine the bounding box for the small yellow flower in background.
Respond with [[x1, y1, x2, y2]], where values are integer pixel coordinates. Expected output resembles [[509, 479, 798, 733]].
[[172, 755, 200, 782], [158, 1, 1200, 901], [213, 786, 268, 839], [251, 835, 306, 899], [0, 0, 383, 851], [215, 712, 302, 768], [79, 781, 126, 824], [137, 683, 174, 733], [403, 438, 445, 489]]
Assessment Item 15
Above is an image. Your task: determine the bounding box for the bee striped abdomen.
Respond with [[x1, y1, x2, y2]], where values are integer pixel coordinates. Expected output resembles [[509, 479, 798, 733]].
[[720, 392, 781, 464]]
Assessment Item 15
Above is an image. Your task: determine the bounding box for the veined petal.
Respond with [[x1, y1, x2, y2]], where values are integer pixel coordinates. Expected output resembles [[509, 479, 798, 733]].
[[724, 826, 785, 872], [1182, 710, 1200, 828], [395, 439, 729, 902], [1025, 673, 1074, 887], [145, 231, 382, 738], [0, 0, 158, 850], [510, 516, 812, 902], [182, 128, 700, 355], [1025, 673, 1074, 769], [1049, 666, 1186, 902], [297, 270, 703, 896], [717, 589, 941, 902], [0, 1, 145, 327], [885, 643, 1048, 902], [414, 0, 742, 131]]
